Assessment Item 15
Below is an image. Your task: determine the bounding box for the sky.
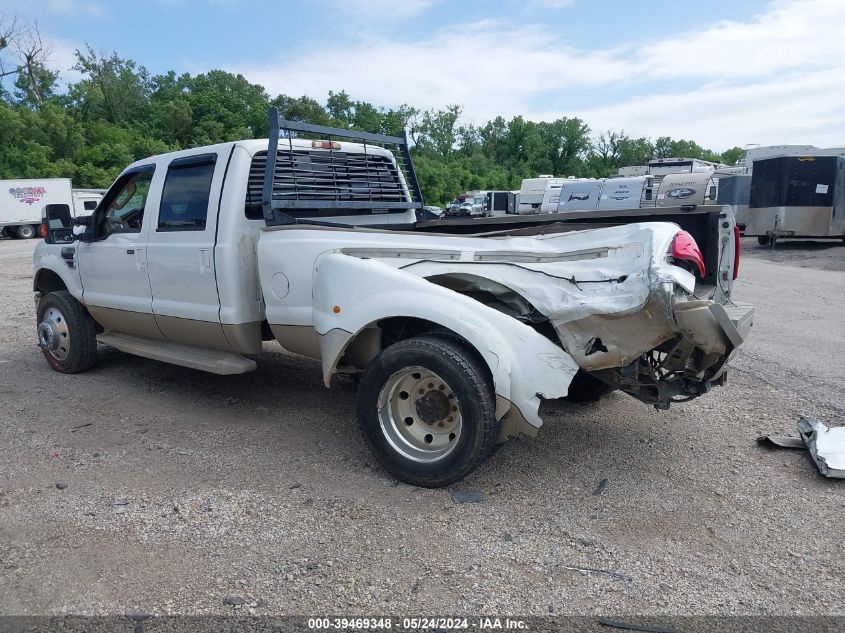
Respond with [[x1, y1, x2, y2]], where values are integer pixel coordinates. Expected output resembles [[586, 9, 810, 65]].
[[2, 0, 844, 151]]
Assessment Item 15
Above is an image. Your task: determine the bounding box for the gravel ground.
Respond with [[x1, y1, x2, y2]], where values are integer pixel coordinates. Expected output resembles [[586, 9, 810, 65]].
[[0, 237, 843, 617]]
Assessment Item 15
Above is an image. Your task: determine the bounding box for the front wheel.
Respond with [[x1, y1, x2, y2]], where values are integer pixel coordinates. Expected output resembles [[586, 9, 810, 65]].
[[356, 335, 499, 487], [36, 291, 97, 373]]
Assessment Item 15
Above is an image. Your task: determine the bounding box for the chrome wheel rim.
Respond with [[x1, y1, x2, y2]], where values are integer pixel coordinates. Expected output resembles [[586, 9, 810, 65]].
[[377, 366, 463, 463], [37, 307, 70, 361]]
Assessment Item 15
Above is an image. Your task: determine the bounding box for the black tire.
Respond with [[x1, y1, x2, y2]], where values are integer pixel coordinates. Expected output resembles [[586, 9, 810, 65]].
[[356, 334, 499, 487], [757, 235, 772, 246], [36, 290, 97, 374], [565, 370, 615, 403], [17, 224, 37, 239]]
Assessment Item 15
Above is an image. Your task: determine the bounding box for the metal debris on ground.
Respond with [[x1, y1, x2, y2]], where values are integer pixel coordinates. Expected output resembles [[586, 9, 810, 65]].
[[798, 416, 845, 479], [593, 478, 609, 495], [756, 435, 804, 449]]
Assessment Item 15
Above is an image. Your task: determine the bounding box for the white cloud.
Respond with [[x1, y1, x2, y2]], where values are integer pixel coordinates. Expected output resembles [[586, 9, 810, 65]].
[[234, 19, 635, 118], [570, 68, 845, 151], [640, 0, 845, 80], [529, 0, 573, 8], [44, 36, 85, 84], [199, 0, 845, 150], [319, 0, 440, 19], [0, 0, 105, 17], [45, 0, 104, 16]]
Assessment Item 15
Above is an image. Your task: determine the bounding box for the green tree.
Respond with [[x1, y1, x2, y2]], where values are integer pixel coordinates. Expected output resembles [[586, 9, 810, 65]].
[[537, 117, 591, 176], [720, 146, 744, 166], [69, 46, 152, 125]]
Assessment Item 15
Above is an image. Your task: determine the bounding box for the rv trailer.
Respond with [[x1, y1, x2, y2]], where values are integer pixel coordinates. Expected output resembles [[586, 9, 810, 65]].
[[647, 157, 725, 176], [517, 177, 564, 214], [555, 179, 603, 212], [600, 176, 655, 210], [655, 172, 720, 208]]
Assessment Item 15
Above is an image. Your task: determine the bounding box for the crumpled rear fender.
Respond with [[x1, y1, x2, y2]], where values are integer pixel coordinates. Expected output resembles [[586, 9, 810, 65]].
[[313, 253, 579, 430]]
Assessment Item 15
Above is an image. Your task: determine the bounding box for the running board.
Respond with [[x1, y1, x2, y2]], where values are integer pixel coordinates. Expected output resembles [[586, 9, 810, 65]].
[[97, 332, 257, 375]]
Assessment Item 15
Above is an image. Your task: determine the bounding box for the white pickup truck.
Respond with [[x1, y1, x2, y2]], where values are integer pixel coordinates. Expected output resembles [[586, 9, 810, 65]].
[[32, 112, 753, 486]]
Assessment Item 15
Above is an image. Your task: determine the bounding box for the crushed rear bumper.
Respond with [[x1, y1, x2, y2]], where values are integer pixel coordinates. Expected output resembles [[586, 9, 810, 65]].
[[589, 300, 754, 409]]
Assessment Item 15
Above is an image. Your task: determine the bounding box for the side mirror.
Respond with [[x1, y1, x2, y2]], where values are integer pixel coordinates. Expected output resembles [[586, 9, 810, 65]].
[[43, 204, 74, 244]]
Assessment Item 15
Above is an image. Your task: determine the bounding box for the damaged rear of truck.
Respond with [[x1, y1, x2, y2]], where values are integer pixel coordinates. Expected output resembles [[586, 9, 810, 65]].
[[256, 113, 753, 485]]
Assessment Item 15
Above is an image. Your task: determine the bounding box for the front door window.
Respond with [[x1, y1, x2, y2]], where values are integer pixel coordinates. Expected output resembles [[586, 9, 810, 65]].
[[101, 171, 154, 236]]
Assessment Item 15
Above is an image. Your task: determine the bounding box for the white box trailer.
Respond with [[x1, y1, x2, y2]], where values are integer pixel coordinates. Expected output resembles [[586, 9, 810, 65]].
[[1, 179, 103, 239]]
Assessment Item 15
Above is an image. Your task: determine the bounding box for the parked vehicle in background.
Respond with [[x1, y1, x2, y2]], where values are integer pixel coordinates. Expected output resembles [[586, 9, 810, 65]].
[[554, 179, 600, 212], [601, 176, 659, 209], [717, 174, 752, 231], [486, 190, 517, 216], [747, 153, 845, 244], [418, 205, 444, 221], [655, 172, 719, 207], [647, 157, 724, 176], [32, 111, 753, 487], [1, 179, 103, 239], [444, 205, 470, 218], [517, 177, 563, 214]]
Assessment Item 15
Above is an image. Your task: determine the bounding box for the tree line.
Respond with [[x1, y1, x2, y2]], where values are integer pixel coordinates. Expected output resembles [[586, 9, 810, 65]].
[[0, 16, 743, 206]]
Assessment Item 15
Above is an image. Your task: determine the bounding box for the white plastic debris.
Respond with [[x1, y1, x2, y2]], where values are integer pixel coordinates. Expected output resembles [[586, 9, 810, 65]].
[[797, 416, 845, 479]]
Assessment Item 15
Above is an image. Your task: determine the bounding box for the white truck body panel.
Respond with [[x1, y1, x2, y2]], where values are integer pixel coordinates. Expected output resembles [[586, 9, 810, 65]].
[[256, 221, 696, 428]]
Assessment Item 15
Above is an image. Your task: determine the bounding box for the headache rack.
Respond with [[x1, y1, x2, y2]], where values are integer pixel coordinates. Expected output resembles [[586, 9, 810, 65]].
[[261, 108, 424, 226]]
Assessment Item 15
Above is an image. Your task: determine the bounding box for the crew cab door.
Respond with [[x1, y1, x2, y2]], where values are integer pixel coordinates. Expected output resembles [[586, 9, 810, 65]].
[[144, 152, 230, 350], [77, 165, 162, 339]]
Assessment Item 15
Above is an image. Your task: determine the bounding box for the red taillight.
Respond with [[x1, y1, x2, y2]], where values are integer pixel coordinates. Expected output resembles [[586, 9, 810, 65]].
[[40, 223, 48, 238], [671, 230, 706, 278], [733, 225, 741, 280]]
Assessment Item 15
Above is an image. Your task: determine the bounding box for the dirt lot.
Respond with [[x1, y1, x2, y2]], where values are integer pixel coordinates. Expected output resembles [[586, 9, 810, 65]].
[[0, 236, 843, 617]]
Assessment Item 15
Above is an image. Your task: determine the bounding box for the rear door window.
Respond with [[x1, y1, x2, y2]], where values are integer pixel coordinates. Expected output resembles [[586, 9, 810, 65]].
[[158, 154, 217, 231]]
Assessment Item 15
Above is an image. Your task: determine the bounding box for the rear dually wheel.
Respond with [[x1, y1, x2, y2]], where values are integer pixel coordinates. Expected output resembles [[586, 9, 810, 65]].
[[356, 334, 499, 487]]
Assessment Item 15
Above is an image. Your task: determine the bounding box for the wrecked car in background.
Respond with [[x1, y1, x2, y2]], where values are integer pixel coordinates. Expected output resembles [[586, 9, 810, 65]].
[[32, 110, 754, 487]]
